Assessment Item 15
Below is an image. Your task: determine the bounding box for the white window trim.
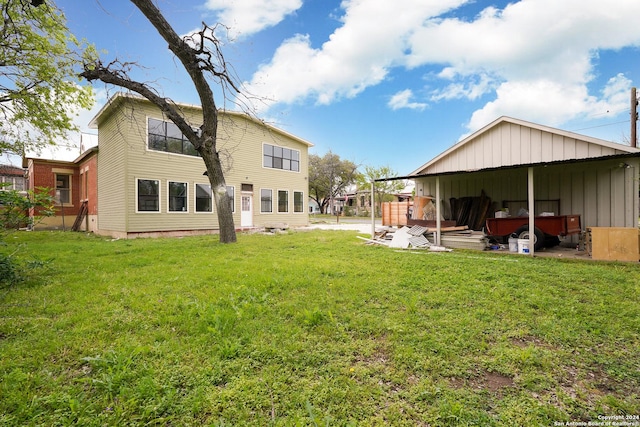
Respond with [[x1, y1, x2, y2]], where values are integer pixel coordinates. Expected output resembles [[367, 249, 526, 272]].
[[293, 190, 305, 214], [136, 178, 161, 214], [262, 142, 301, 173], [260, 188, 273, 214], [277, 189, 289, 214], [167, 181, 189, 213]]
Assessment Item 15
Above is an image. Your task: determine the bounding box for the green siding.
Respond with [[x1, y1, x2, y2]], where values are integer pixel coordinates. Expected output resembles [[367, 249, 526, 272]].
[[96, 109, 128, 233], [95, 96, 310, 236]]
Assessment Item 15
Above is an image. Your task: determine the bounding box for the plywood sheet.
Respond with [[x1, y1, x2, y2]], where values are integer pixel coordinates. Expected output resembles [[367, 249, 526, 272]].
[[589, 227, 640, 262]]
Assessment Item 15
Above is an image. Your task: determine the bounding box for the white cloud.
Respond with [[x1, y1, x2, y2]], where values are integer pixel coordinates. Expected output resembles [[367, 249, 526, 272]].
[[204, 0, 302, 37], [430, 72, 495, 101], [245, 0, 468, 109], [245, 0, 640, 132], [388, 89, 427, 111], [466, 73, 633, 134]]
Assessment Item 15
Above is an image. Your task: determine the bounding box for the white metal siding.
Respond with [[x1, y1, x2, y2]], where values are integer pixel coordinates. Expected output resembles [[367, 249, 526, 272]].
[[415, 120, 637, 175], [415, 158, 639, 231]]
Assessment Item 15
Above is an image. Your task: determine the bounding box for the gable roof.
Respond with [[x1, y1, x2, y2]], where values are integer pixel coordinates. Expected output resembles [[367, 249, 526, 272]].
[[89, 92, 313, 147], [411, 116, 639, 176]]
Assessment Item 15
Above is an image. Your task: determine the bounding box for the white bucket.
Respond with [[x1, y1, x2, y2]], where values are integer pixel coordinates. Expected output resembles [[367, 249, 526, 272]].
[[517, 239, 530, 254], [508, 237, 518, 252]]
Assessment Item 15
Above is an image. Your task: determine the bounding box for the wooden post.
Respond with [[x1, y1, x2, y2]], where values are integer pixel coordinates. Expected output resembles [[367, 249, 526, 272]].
[[370, 181, 375, 239], [435, 175, 441, 246]]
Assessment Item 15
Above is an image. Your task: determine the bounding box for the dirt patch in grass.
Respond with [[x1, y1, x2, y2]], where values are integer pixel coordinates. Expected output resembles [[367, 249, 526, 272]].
[[510, 335, 556, 350], [450, 370, 514, 393]]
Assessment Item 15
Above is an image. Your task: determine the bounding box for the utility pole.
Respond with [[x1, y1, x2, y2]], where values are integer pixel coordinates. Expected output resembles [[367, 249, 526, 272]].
[[631, 87, 637, 148]]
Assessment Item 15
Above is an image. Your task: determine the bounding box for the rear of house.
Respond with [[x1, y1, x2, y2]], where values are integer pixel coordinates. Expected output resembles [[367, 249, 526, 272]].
[[28, 93, 313, 238]]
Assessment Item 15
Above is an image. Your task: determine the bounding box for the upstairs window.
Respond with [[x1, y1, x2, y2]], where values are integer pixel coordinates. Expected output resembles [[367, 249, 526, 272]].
[[148, 118, 199, 157], [263, 144, 299, 172]]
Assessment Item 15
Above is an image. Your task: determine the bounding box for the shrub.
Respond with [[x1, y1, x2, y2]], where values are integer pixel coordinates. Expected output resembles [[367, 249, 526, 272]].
[[0, 186, 54, 232], [0, 252, 18, 287]]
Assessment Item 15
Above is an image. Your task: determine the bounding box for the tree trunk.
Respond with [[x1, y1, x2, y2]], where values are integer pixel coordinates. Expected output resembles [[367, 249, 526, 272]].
[[81, 0, 239, 243], [201, 147, 236, 243]]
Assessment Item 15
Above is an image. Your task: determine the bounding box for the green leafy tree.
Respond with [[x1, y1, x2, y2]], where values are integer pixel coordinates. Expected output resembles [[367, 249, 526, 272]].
[[357, 165, 405, 216], [0, 0, 94, 156], [308, 151, 360, 214]]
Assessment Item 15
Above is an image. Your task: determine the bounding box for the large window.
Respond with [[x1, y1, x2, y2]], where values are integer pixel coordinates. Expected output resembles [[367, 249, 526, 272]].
[[263, 144, 300, 172], [294, 191, 304, 213], [137, 179, 159, 212], [168, 181, 187, 212], [260, 189, 272, 213], [195, 184, 212, 212], [148, 118, 199, 157], [55, 174, 71, 204], [277, 190, 288, 213]]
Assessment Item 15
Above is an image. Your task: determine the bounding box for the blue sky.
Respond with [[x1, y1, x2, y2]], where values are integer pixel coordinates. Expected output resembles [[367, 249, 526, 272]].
[[33, 0, 640, 175]]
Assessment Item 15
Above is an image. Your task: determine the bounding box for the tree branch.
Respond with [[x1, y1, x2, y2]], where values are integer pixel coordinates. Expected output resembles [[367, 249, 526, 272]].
[[80, 61, 202, 148]]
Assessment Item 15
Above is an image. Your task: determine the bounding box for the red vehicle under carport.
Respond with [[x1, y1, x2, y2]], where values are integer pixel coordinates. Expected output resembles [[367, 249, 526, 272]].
[[485, 215, 582, 250]]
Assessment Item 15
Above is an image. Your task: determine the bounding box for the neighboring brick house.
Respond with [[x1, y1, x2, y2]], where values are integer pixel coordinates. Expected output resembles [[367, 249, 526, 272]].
[[26, 147, 98, 231], [27, 93, 313, 237], [0, 165, 26, 193]]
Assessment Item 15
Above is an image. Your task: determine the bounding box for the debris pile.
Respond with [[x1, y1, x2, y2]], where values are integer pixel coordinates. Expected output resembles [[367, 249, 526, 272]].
[[359, 222, 491, 251]]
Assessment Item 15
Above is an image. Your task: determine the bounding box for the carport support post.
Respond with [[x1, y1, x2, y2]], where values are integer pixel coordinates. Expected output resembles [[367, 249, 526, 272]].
[[528, 167, 535, 256], [370, 181, 375, 239], [435, 175, 441, 246]]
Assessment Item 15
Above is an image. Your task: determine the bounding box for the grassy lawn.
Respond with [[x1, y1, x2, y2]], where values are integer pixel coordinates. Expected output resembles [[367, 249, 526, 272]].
[[1, 230, 639, 426]]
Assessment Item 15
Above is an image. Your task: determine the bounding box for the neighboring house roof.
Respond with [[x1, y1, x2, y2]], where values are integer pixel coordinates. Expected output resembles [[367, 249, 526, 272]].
[[411, 116, 640, 176], [0, 165, 25, 176], [88, 92, 314, 148]]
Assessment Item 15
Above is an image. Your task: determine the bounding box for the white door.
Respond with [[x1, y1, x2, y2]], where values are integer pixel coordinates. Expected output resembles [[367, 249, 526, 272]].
[[241, 194, 253, 227]]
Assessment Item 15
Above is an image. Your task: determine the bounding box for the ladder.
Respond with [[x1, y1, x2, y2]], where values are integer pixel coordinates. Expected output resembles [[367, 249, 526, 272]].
[[72, 200, 88, 232]]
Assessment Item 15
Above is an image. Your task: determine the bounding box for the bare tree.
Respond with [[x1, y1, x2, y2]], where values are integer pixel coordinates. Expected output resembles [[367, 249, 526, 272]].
[[80, 0, 241, 243]]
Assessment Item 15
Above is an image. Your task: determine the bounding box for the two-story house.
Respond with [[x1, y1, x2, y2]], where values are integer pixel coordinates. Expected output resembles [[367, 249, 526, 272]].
[[27, 93, 313, 238]]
